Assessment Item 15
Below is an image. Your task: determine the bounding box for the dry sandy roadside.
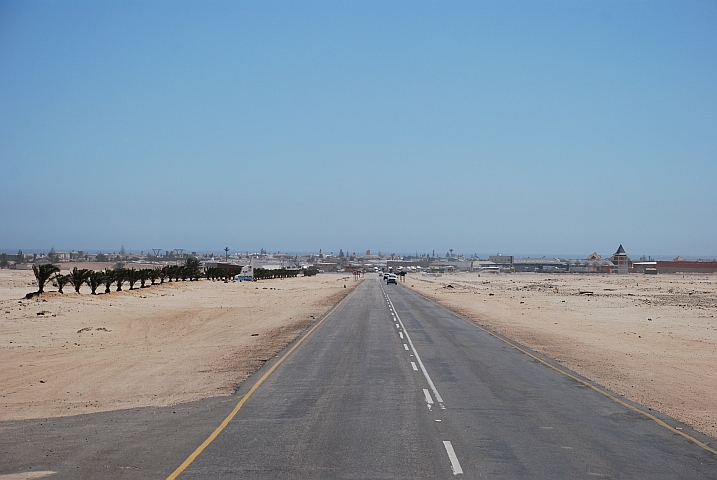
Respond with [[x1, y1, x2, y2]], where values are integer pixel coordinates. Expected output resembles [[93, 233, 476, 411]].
[[0, 270, 359, 421], [404, 272, 717, 440]]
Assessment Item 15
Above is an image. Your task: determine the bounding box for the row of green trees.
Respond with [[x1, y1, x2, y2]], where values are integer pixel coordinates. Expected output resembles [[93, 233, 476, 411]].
[[253, 268, 301, 280], [204, 267, 239, 281], [31, 259, 203, 296], [30, 261, 309, 296]]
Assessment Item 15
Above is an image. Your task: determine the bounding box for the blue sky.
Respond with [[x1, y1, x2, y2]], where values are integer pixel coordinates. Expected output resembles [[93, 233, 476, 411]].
[[1, 1, 715, 258]]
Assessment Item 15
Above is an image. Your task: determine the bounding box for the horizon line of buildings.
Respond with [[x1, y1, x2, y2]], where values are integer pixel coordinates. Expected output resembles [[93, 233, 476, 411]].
[[3, 245, 717, 275]]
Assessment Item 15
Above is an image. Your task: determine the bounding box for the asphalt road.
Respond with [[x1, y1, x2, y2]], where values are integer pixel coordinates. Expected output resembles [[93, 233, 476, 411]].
[[174, 277, 716, 479], [2, 277, 715, 479]]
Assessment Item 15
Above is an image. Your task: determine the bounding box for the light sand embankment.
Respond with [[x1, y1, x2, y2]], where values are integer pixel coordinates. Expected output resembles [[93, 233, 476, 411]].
[[405, 272, 717, 439], [0, 270, 359, 420]]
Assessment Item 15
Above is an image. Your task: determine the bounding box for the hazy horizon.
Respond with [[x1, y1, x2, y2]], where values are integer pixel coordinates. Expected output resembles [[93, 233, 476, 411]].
[[2, 247, 715, 262], [2, 2, 715, 255]]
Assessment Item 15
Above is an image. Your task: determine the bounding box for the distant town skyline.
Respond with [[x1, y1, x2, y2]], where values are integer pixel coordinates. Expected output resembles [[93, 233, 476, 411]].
[[2, 2, 715, 256], [1, 246, 713, 262]]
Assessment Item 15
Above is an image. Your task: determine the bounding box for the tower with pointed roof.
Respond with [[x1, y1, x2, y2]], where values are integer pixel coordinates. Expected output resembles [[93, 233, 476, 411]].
[[611, 244, 629, 274]]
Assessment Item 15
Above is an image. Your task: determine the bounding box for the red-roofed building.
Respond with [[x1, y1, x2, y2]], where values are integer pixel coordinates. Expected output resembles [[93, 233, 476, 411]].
[[610, 245, 629, 274]]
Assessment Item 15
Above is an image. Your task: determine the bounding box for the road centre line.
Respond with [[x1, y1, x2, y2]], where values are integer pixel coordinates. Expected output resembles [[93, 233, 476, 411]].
[[399, 331, 404, 339], [165, 290, 353, 479], [383, 287, 445, 405], [411, 361, 418, 371], [403, 343, 409, 350], [443, 441, 464, 475], [423, 389, 433, 404]]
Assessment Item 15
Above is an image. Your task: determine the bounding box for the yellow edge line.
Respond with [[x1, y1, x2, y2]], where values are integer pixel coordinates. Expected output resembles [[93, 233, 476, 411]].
[[166, 292, 353, 479], [410, 287, 717, 457]]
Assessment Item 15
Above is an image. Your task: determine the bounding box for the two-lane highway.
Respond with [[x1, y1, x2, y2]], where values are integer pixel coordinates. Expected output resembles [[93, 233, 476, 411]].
[[173, 278, 450, 479], [172, 277, 716, 479]]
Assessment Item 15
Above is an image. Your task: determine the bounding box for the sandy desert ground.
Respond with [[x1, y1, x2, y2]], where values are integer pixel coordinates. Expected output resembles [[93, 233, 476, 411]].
[[0, 269, 358, 420], [405, 271, 717, 439]]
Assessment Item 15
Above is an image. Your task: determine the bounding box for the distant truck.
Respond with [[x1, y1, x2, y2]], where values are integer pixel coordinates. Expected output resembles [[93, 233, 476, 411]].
[[234, 265, 255, 281]]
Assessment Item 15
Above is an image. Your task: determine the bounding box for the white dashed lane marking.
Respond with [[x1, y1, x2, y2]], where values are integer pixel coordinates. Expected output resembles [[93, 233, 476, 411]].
[[383, 288, 445, 407], [443, 441, 463, 475], [381, 282, 461, 475]]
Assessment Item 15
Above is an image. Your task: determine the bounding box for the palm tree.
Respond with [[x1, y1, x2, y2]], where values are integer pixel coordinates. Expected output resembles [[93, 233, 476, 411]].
[[103, 269, 115, 294], [162, 265, 174, 283], [126, 269, 140, 290], [86, 271, 105, 295], [169, 265, 181, 282], [32, 264, 60, 294], [205, 267, 215, 281], [158, 266, 169, 284], [114, 268, 127, 291], [186, 257, 201, 281], [52, 273, 71, 294], [139, 269, 149, 288], [68, 267, 90, 293]]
